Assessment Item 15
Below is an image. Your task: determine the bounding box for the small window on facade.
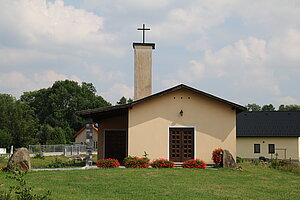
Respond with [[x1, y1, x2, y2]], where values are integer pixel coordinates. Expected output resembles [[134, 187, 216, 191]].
[[254, 144, 260, 153], [268, 144, 275, 154], [94, 141, 98, 149]]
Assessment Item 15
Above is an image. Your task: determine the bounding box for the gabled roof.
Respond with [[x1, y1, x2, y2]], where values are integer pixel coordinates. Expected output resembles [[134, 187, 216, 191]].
[[76, 84, 246, 120], [237, 111, 300, 137], [72, 124, 98, 139]]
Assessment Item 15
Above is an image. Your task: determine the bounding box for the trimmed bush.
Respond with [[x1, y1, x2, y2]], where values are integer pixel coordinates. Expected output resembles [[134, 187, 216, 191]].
[[151, 159, 174, 168], [124, 156, 149, 168], [212, 148, 223, 167], [96, 159, 120, 168], [183, 159, 206, 169]]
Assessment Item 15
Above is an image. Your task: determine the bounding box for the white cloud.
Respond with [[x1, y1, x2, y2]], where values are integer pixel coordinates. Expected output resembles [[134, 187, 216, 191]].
[[0, 71, 35, 95], [275, 96, 300, 105], [0, 70, 81, 97], [85, 64, 124, 82], [163, 37, 281, 96], [177, 60, 205, 83], [0, 0, 121, 55], [83, 0, 172, 12], [151, 1, 234, 42], [268, 29, 300, 67], [34, 70, 81, 84], [101, 83, 133, 104]]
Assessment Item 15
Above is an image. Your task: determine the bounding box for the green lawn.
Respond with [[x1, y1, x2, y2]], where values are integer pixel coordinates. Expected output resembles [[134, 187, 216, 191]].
[[0, 155, 98, 168], [1, 163, 299, 200]]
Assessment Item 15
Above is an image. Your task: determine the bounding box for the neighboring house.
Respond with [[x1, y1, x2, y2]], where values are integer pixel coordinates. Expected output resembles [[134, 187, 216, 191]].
[[72, 124, 98, 150], [237, 111, 300, 161], [76, 41, 245, 164]]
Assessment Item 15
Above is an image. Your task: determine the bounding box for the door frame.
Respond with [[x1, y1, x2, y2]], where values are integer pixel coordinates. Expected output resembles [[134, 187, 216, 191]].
[[168, 126, 196, 161], [103, 129, 128, 159]]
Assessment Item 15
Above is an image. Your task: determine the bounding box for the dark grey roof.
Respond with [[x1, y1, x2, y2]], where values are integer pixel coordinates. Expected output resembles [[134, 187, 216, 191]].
[[76, 84, 246, 120], [237, 111, 300, 137]]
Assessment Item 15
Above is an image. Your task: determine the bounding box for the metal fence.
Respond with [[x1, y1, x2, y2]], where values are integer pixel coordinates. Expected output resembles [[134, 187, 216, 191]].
[[28, 144, 95, 156]]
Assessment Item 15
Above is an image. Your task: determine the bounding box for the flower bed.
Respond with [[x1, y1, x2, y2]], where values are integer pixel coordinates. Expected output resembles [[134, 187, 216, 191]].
[[96, 159, 120, 168], [183, 159, 206, 169], [212, 148, 223, 167], [124, 156, 149, 168], [151, 159, 174, 168]]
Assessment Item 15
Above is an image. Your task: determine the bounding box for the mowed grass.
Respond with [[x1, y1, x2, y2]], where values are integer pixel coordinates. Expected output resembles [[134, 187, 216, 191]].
[[0, 163, 299, 200], [0, 155, 98, 168]]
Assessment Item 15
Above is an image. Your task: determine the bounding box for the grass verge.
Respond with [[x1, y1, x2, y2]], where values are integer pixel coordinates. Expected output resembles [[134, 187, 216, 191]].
[[0, 162, 299, 200]]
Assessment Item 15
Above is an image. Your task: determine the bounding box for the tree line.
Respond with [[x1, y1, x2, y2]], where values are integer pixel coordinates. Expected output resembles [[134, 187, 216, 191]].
[[0, 80, 111, 149], [1, 80, 299, 149], [245, 104, 300, 111]]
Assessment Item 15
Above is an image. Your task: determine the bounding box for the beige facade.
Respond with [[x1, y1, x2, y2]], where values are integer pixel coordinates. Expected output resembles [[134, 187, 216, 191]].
[[95, 88, 238, 164], [73, 127, 98, 149], [237, 137, 300, 161], [78, 84, 243, 164], [128, 88, 236, 164]]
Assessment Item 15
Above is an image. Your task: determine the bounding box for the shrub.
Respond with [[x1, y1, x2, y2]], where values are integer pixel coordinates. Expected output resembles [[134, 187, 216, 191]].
[[269, 159, 300, 174], [183, 159, 206, 169], [34, 153, 45, 159], [212, 148, 223, 167], [48, 158, 65, 168], [96, 159, 120, 168], [0, 168, 51, 200], [124, 156, 149, 168], [236, 156, 244, 164], [151, 159, 174, 168], [0, 166, 8, 172]]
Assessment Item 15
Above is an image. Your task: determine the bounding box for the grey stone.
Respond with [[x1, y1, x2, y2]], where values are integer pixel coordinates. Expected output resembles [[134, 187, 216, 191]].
[[223, 149, 236, 169], [9, 148, 31, 171]]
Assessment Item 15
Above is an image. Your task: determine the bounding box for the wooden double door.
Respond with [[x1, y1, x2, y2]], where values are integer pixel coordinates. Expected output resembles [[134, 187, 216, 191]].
[[169, 128, 194, 162], [105, 130, 127, 163]]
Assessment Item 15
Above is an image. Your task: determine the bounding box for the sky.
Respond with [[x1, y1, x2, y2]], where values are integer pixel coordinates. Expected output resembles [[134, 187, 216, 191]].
[[0, 0, 300, 107]]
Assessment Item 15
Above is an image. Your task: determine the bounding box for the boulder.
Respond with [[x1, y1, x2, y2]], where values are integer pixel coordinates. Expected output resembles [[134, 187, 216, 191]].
[[8, 148, 31, 171], [223, 149, 236, 169]]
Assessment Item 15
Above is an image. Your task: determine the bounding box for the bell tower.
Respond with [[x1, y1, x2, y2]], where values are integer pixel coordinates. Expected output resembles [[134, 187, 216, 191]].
[[133, 24, 155, 100]]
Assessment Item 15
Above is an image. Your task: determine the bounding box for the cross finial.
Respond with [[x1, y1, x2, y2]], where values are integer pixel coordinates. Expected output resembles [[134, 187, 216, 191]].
[[137, 24, 150, 43]]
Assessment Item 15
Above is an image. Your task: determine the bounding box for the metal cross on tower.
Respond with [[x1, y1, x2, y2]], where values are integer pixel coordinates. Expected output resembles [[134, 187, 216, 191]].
[[137, 24, 150, 43]]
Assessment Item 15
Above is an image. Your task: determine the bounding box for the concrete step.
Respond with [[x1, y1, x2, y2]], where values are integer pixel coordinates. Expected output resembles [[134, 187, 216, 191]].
[[174, 162, 183, 168]]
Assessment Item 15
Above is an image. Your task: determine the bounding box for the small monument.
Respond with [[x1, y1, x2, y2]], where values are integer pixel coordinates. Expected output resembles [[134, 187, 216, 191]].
[[223, 149, 236, 169], [8, 148, 31, 171], [85, 120, 93, 167]]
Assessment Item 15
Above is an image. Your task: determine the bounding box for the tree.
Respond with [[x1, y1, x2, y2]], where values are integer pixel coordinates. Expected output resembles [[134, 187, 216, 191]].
[[278, 104, 300, 111], [245, 104, 261, 111], [261, 104, 275, 111], [0, 94, 39, 148], [38, 124, 66, 145], [20, 80, 111, 144], [117, 96, 133, 105], [0, 129, 13, 149]]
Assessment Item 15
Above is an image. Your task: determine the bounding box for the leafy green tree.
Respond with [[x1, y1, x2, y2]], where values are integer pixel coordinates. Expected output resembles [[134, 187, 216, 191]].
[[261, 104, 276, 111], [278, 104, 300, 111], [0, 129, 13, 149], [20, 80, 111, 143], [0, 94, 39, 148], [245, 104, 261, 111], [38, 124, 66, 145], [117, 96, 133, 105]]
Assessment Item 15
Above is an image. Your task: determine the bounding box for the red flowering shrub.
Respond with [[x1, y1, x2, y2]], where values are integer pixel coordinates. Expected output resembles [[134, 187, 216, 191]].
[[96, 159, 120, 168], [124, 156, 150, 168], [0, 166, 7, 172], [183, 159, 206, 169], [212, 148, 223, 167], [151, 159, 174, 168]]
